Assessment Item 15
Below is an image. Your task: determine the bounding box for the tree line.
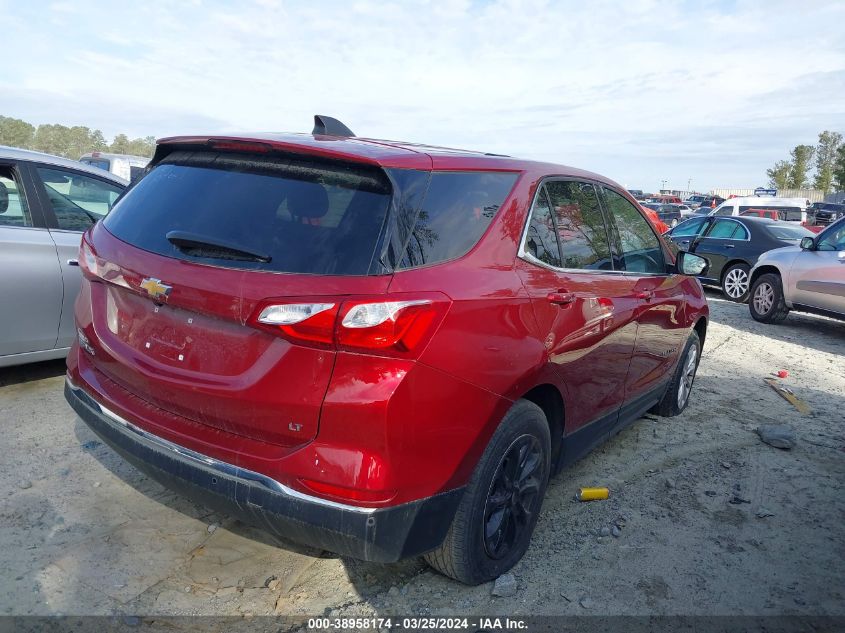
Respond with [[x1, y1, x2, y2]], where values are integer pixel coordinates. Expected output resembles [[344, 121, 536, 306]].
[[0, 115, 155, 160], [766, 130, 844, 194]]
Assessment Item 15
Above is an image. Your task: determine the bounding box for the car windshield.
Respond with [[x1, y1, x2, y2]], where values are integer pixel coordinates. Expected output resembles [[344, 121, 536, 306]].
[[765, 224, 813, 240]]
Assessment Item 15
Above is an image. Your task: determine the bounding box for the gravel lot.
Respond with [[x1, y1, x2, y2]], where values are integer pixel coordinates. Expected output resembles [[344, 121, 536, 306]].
[[2, 291, 843, 621]]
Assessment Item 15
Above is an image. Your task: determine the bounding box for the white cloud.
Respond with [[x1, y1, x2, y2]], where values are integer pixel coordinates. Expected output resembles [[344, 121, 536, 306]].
[[1, 0, 844, 191]]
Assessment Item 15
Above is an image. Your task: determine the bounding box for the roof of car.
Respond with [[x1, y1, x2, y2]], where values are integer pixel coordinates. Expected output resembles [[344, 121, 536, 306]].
[[0, 145, 129, 184], [156, 132, 619, 185]]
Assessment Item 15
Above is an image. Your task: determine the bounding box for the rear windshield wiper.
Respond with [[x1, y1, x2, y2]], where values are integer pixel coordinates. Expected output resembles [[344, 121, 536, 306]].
[[166, 231, 272, 263]]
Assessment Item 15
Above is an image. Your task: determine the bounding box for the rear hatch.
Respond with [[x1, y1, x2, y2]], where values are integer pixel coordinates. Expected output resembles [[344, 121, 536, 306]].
[[84, 147, 396, 448]]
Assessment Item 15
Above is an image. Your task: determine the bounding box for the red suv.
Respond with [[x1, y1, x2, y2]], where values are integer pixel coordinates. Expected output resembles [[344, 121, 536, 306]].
[[65, 117, 709, 585]]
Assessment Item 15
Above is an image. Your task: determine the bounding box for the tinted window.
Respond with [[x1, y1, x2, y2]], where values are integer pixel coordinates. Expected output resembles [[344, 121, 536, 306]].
[[399, 172, 517, 268], [129, 166, 145, 181], [713, 205, 733, 216], [81, 158, 110, 171], [105, 151, 393, 275], [0, 168, 32, 227], [37, 167, 124, 231], [545, 181, 611, 270], [672, 218, 707, 237], [766, 224, 813, 240], [523, 186, 561, 267], [603, 187, 665, 274], [707, 219, 740, 238]]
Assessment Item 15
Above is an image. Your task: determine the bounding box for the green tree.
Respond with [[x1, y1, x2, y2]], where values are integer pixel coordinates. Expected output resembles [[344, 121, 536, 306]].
[[788, 144, 815, 189], [766, 160, 791, 190], [109, 133, 130, 154], [0, 116, 35, 149], [110, 134, 155, 157], [833, 145, 845, 192], [813, 130, 843, 194]]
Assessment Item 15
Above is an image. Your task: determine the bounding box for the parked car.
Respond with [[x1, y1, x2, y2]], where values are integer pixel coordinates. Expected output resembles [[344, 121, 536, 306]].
[[665, 215, 814, 302], [809, 202, 845, 226], [749, 217, 845, 323], [643, 202, 683, 227], [64, 117, 710, 585], [697, 195, 726, 210], [627, 189, 646, 200], [676, 204, 694, 218], [684, 194, 708, 209], [641, 205, 669, 233], [711, 196, 808, 223], [0, 146, 126, 367], [79, 152, 149, 182], [741, 208, 780, 220], [647, 194, 682, 204]]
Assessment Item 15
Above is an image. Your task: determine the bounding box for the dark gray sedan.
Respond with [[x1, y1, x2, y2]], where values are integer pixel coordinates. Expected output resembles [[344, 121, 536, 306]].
[[0, 146, 126, 367], [664, 215, 815, 302]]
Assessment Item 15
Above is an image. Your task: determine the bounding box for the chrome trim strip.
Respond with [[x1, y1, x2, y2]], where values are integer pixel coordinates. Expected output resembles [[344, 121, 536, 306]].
[[67, 378, 377, 514]]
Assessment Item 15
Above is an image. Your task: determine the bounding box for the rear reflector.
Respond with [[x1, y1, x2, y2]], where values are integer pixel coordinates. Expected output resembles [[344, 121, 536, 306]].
[[249, 294, 450, 357]]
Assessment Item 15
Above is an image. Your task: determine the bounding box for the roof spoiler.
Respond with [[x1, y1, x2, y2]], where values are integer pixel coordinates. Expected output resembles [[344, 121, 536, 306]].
[[312, 115, 355, 138]]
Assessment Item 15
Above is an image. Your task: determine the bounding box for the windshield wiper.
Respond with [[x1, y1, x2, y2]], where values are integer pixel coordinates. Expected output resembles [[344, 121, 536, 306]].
[[166, 231, 271, 263]]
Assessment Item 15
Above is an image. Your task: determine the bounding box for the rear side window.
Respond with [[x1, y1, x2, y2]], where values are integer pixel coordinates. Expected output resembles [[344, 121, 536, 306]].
[[398, 172, 517, 269], [104, 151, 393, 276], [545, 181, 612, 270], [523, 186, 561, 267], [707, 219, 741, 239]]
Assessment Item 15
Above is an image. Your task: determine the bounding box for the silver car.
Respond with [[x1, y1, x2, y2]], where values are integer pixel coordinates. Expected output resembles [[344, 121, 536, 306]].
[[748, 217, 845, 323], [0, 146, 127, 367]]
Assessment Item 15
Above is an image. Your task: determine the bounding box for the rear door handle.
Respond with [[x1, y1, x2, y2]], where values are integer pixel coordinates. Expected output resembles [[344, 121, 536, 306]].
[[67, 259, 79, 266], [725, 244, 735, 249], [547, 291, 576, 306]]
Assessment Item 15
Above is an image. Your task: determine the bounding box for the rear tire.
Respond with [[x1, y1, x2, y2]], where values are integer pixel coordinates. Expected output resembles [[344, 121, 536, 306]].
[[721, 263, 751, 303], [650, 330, 701, 417], [424, 400, 551, 585], [749, 273, 789, 323]]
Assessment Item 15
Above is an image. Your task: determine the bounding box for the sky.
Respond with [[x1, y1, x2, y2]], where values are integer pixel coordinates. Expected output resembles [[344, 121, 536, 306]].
[[2, 0, 844, 192]]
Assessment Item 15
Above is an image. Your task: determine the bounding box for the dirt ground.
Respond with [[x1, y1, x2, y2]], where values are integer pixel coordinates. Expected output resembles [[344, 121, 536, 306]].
[[1, 290, 844, 622]]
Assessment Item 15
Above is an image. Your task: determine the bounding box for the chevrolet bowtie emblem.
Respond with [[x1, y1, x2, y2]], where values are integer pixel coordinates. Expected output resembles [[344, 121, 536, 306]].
[[139, 277, 172, 301]]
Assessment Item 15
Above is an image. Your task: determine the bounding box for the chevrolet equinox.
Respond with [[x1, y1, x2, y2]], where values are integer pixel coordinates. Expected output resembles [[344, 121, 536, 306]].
[[65, 116, 710, 584]]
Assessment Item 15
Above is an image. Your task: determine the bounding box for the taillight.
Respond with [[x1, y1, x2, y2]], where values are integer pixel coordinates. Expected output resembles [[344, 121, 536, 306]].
[[255, 303, 338, 346], [249, 294, 450, 357], [337, 299, 447, 355], [79, 238, 99, 278]]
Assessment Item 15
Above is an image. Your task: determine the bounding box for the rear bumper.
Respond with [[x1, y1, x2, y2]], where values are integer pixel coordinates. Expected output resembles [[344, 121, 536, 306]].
[[65, 378, 463, 563]]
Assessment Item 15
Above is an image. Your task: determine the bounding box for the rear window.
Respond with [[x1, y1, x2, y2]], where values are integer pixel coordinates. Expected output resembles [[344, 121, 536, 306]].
[[103, 151, 393, 275], [398, 172, 518, 269], [765, 224, 813, 240], [81, 158, 110, 171]]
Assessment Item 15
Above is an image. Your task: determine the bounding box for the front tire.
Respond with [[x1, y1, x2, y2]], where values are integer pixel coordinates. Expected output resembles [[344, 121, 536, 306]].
[[721, 263, 751, 302], [749, 273, 789, 323], [424, 400, 551, 585], [650, 330, 701, 417]]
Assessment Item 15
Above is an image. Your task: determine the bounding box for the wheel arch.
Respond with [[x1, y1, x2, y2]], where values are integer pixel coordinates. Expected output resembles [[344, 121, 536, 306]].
[[519, 383, 564, 467], [749, 264, 782, 287], [693, 316, 707, 349]]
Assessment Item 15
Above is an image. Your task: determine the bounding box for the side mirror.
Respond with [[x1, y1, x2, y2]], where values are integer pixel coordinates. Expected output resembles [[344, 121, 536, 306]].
[[800, 237, 815, 251], [677, 251, 709, 276]]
